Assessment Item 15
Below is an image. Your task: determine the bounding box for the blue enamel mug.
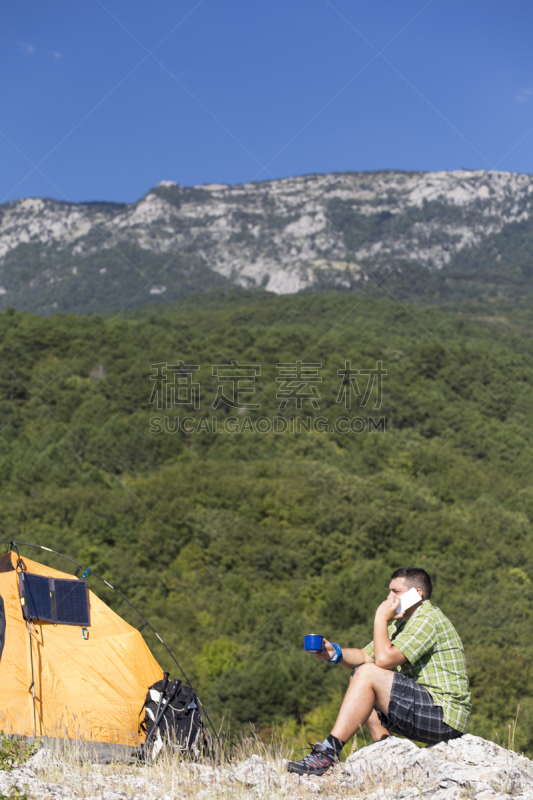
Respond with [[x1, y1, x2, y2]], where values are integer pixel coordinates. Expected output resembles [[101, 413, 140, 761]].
[[304, 634, 324, 653]]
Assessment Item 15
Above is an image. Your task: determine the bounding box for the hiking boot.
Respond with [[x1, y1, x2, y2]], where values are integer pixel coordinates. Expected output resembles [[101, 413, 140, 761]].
[[287, 742, 337, 775]]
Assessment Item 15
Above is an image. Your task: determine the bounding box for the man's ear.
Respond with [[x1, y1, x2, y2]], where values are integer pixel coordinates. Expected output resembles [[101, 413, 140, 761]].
[[416, 587, 424, 598]]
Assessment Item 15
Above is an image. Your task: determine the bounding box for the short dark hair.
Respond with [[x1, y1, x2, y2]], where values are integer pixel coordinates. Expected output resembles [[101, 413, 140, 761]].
[[390, 567, 432, 600]]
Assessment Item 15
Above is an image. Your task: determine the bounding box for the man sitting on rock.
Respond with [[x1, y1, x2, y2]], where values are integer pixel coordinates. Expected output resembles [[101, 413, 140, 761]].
[[288, 567, 471, 776]]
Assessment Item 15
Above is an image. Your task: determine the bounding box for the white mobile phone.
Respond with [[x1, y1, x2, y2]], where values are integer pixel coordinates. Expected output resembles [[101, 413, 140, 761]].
[[396, 587, 422, 615]]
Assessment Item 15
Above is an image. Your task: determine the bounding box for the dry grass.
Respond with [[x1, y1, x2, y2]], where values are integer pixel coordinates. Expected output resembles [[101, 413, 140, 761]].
[[5, 724, 527, 800], [4, 729, 369, 800]]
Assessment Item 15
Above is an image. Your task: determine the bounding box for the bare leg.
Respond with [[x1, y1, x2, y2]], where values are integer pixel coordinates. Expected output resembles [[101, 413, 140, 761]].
[[331, 663, 395, 742], [365, 708, 390, 742]]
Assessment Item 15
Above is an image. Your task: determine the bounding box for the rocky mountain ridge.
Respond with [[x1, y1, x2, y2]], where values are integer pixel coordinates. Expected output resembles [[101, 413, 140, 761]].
[[2, 169, 533, 314]]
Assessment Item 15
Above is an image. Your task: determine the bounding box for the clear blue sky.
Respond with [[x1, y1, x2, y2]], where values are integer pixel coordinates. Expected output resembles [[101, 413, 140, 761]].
[[2, 0, 533, 204]]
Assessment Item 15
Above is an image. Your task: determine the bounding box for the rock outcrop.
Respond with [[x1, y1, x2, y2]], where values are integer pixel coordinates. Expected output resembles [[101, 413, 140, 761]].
[[341, 734, 533, 798], [0, 734, 532, 799]]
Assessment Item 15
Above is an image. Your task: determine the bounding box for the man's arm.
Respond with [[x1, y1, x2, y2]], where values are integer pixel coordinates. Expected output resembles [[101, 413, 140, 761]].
[[316, 640, 375, 669], [373, 596, 407, 670]]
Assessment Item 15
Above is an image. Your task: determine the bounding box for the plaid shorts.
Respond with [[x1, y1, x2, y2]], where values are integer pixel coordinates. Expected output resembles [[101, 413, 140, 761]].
[[376, 672, 463, 744]]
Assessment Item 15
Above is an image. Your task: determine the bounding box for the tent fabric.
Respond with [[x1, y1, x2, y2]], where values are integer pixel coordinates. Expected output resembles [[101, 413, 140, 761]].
[[0, 595, 5, 661], [0, 551, 163, 747]]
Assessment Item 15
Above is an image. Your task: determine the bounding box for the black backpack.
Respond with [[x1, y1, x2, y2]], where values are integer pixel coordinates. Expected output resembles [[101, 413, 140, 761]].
[[139, 674, 210, 761]]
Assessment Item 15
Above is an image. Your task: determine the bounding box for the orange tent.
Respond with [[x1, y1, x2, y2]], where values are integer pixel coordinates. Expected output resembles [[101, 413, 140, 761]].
[[0, 552, 163, 753]]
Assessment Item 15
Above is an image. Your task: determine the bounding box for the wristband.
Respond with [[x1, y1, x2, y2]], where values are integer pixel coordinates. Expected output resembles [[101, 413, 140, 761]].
[[327, 642, 343, 664]]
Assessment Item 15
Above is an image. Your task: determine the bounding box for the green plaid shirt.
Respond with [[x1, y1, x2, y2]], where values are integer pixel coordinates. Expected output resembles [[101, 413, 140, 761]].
[[365, 600, 471, 733]]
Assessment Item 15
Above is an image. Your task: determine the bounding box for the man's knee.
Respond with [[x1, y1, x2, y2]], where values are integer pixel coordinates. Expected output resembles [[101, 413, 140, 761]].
[[350, 663, 381, 683]]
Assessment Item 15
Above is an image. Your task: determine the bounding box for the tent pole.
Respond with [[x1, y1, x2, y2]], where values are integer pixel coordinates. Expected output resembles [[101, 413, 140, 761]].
[[27, 619, 37, 738], [14, 546, 38, 739]]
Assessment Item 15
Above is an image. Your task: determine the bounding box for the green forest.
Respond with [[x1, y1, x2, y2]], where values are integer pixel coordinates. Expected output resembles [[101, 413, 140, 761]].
[[2, 291, 533, 752]]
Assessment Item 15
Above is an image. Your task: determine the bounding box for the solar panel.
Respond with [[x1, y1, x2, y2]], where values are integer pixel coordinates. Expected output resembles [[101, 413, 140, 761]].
[[53, 579, 90, 626], [19, 573, 90, 626], [20, 574, 53, 623]]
